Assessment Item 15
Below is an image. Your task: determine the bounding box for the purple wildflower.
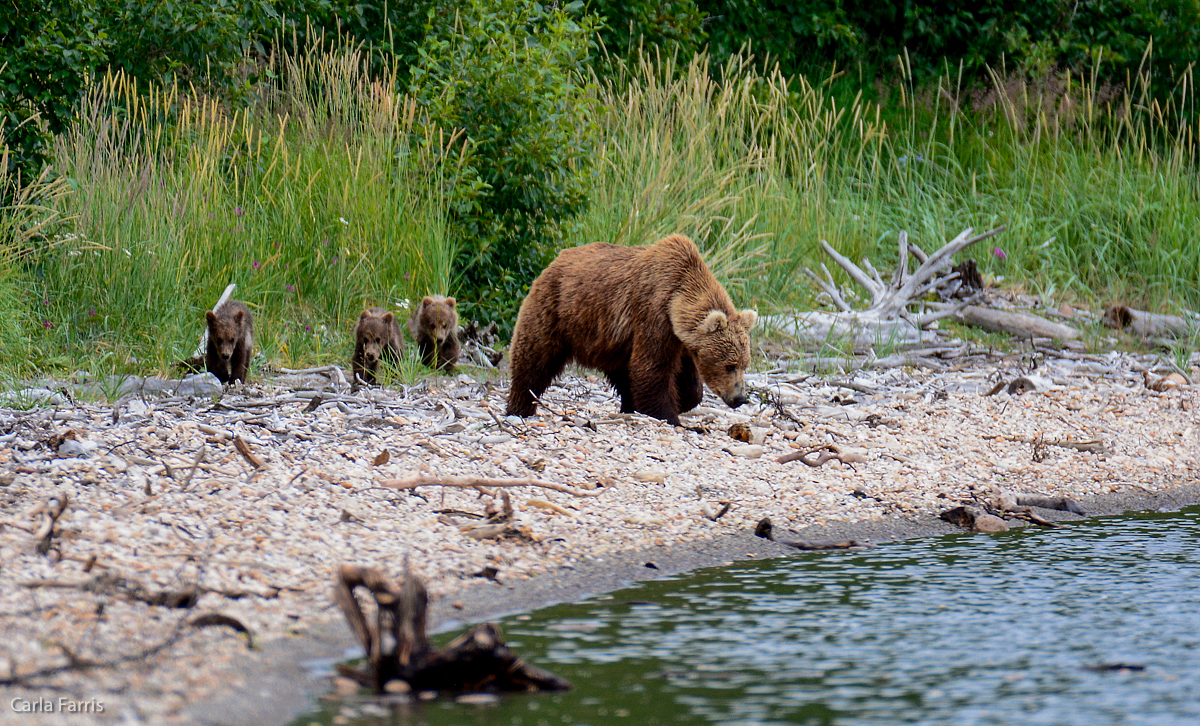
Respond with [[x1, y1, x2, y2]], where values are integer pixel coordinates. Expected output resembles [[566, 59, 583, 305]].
[[43, 320, 53, 329], [332, 257, 339, 264], [235, 206, 245, 216], [88, 308, 96, 317], [253, 261, 261, 269], [992, 247, 1007, 260], [286, 284, 295, 292], [305, 326, 311, 332], [404, 272, 410, 280]]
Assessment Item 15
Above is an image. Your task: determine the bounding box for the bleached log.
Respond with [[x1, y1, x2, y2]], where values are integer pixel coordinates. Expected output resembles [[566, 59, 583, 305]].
[[1102, 304, 1194, 339], [951, 305, 1081, 340]]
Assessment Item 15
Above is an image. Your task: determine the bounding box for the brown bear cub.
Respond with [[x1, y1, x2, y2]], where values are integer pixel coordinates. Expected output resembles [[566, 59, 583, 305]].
[[506, 234, 757, 426], [408, 295, 460, 371], [205, 300, 254, 384], [352, 307, 405, 385]]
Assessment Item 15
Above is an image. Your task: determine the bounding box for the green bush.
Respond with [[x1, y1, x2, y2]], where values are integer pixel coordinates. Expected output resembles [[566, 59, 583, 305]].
[[585, 0, 705, 62], [408, 0, 602, 332], [695, 1, 1200, 83]]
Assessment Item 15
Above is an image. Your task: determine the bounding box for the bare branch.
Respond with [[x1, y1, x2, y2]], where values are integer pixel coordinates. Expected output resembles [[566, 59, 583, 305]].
[[379, 475, 601, 498]]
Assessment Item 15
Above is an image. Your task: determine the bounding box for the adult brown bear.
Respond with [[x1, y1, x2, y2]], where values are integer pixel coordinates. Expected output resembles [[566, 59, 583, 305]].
[[506, 235, 757, 426]]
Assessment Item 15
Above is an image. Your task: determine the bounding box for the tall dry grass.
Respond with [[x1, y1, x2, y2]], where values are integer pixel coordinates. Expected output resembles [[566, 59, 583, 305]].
[[6, 44, 1200, 377], [25, 41, 457, 374], [577, 49, 1200, 317]]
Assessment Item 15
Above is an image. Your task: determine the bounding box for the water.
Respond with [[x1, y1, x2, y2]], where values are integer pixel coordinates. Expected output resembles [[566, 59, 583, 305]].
[[296, 506, 1200, 726]]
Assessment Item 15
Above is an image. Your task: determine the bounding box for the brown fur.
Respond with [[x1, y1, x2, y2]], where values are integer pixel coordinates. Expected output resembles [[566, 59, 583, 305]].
[[205, 300, 254, 384], [352, 307, 404, 385], [506, 234, 757, 425], [408, 296, 460, 371]]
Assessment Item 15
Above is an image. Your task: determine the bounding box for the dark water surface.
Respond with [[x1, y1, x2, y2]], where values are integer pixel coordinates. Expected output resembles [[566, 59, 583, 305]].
[[296, 506, 1200, 726]]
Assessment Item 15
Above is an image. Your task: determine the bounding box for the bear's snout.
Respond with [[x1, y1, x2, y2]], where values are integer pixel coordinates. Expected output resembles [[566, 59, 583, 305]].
[[726, 393, 749, 408]]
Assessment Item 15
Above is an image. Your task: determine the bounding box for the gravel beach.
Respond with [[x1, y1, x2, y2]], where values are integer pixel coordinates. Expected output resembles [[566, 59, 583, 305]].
[[1, 348, 1197, 725]]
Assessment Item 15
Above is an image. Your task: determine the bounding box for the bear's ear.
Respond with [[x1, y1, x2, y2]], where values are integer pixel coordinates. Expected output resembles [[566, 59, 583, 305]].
[[422, 296, 434, 307], [358, 309, 373, 321], [739, 309, 758, 329], [445, 297, 456, 307], [381, 312, 394, 324], [699, 310, 729, 335], [233, 309, 245, 325], [205, 310, 218, 325]]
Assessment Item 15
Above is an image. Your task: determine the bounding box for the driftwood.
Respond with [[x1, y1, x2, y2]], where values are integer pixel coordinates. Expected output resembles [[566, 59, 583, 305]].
[[333, 564, 570, 695], [775, 445, 866, 468], [233, 435, 266, 469], [379, 475, 600, 498], [754, 518, 861, 550], [948, 305, 1080, 340], [20, 570, 281, 607], [1103, 304, 1194, 339], [32, 492, 70, 556], [943, 487, 1085, 532], [770, 227, 1005, 351]]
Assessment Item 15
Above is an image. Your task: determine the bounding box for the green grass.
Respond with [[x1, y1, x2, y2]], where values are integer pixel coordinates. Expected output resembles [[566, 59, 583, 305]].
[[4, 44, 1200, 378], [7, 43, 456, 377]]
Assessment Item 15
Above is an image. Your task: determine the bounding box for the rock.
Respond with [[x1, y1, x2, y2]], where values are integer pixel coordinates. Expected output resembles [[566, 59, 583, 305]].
[[972, 514, 1010, 533], [57, 439, 98, 459], [722, 444, 764, 459], [634, 469, 668, 483], [333, 676, 360, 696], [0, 388, 67, 406], [384, 679, 411, 694]]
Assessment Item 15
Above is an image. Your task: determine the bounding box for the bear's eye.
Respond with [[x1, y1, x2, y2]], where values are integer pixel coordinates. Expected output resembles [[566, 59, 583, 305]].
[[725, 364, 737, 373]]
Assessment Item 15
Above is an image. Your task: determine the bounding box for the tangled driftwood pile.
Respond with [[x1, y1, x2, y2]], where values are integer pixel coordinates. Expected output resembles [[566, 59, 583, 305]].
[[766, 226, 1198, 359]]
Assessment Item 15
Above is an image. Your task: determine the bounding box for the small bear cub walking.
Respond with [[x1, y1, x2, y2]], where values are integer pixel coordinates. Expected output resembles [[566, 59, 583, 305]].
[[409, 295, 460, 371], [352, 307, 405, 385], [205, 300, 254, 384]]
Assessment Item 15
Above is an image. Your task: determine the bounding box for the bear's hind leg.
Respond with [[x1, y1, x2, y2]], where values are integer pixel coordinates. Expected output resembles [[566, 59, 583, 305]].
[[507, 339, 569, 417], [606, 369, 635, 413]]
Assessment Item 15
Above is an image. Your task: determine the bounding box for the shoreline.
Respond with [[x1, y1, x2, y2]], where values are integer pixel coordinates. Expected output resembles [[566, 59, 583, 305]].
[[189, 479, 1200, 726], [1, 351, 1197, 725]]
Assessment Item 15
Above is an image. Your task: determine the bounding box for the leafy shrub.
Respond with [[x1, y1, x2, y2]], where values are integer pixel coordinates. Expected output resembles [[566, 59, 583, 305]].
[[408, 0, 602, 332], [585, 0, 705, 62], [695, 1, 1200, 84]]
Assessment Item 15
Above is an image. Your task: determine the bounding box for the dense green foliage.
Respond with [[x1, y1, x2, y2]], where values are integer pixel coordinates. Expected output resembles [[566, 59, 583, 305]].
[[698, 0, 1200, 80], [408, 0, 601, 330], [3, 0, 1200, 378]]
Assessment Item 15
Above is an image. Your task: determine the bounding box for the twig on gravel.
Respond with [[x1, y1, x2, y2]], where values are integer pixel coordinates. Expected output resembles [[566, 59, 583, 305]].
[[379, 475, 601, 498], [750, 386, 805, 427], [1010, 435, 1107, 453], [32, 492, 70, 556], [776, 445, 865, 468], [179, 446, 207, 490], [232, 435, 265, 469]]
